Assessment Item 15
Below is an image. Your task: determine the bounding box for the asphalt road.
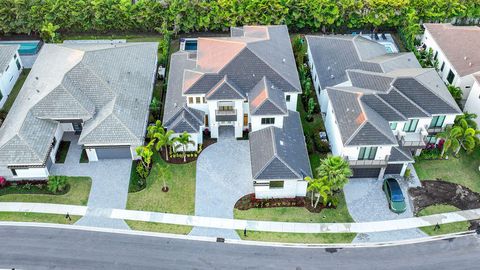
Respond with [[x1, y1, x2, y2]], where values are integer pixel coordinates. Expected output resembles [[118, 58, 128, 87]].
[[0, 226, 480, 270]]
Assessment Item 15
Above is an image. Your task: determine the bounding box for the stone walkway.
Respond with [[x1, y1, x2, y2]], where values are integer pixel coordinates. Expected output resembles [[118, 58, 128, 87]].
[[189, 136, 253, 239], [344, 175, 427, 243], [50, 133, 132, 230]]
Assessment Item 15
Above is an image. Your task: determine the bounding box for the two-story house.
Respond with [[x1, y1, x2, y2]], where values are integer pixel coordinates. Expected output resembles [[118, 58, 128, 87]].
[[0, 45, 23, 109], [421, 23, 480, 129], [164, 25, 312, 198], [306, 35, 461, 179]]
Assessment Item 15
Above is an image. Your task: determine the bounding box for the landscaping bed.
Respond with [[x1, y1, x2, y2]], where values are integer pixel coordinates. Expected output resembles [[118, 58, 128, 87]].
[[159, 137, 216, 164], [234, 193, 338, 213], [54, 141, 70, 163], [0, 177, 91, 206]]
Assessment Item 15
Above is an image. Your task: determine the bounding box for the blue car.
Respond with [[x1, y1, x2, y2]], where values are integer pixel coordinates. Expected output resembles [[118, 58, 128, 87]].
[[382, 178, 407, 213]]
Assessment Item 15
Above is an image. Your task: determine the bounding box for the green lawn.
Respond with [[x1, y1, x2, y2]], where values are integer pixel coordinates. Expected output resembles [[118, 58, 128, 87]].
[[126, 221, 192, 235], [127, 153, 196, 215], [234, 192, 355, 243], [0, 212, 80, 224], [3, 69, 30, 112], [414, 148, 480, 193], [418, 204, 470, 236], [0, 177, 91, 206]]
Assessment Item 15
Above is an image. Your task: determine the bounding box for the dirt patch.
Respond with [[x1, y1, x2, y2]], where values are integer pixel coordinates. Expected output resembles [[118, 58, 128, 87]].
[[234, 193, 335, 213], [409, 180, 480, 229]]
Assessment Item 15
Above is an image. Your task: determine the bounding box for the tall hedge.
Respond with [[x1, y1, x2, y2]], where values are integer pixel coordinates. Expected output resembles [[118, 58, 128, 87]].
[[0, 0, 479, 36]]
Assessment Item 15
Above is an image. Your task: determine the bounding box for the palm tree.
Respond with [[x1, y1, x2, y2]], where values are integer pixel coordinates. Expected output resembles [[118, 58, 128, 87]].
[[451, 119, 480, 155], [158, 165, 172, 192], [304, 176, 331, 208], [436, 126, 460, 157], [174, 132, 195, 162], [147, 120, 163, 140], [154, 129, 175, 161], [447, 85, 462, 106], [136, 140, 154, 172], [455, 112, 478, 130], [316, 155, 352, 192]]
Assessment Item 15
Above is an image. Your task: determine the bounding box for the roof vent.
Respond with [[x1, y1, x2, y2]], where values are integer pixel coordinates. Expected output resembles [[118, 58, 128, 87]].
[[469, 62, 472, 67], [252, 73, 255, 77], [174, 102, 177, 107], [327, 66, 331, 70], [279, 140, 284, 146], [330, 74, 335, 79], [464, 56, 468, 60], [36, 89, 40, 93], [282, 58, 286, 63], [35, 77, 38, 80]]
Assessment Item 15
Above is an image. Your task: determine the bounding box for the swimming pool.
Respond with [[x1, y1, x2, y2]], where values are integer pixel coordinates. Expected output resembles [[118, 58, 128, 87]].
[[180, 38, 198, 51], [0, 40, 42, 55]]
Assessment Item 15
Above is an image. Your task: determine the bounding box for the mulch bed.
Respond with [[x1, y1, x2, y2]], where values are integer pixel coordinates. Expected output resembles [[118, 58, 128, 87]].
[[159, 137, 217, 164], [409, 180, 480, 229], [234, 193, 334, 213]]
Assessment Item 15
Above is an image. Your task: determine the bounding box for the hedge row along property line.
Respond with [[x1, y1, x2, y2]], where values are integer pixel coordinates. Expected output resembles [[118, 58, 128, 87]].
[[0, 0, 479, 38]]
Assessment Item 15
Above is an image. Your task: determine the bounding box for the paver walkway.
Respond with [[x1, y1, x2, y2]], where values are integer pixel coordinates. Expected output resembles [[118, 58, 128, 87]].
[[50, 133, 132, 230], [189, 134, 253, 239], [1, 202, 480, 235], [344, 176, 427, 243]]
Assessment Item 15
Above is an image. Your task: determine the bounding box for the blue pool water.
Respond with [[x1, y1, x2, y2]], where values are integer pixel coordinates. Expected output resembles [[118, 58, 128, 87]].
[[0, 41, 42, 55], [184, 40, 198, 51]]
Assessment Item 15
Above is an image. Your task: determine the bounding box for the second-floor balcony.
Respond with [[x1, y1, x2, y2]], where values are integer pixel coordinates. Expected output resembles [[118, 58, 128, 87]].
[[398, 132, 427, 147], [345, 155, 389, 167], [215, 109, 237, 122]]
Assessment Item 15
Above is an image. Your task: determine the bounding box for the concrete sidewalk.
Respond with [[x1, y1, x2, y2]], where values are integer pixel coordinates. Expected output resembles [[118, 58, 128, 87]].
[[0, 202, 479, 235]]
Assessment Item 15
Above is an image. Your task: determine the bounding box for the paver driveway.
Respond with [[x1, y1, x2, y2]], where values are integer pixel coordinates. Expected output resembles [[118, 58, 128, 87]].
[[50, 133, 131, 230], [343, 176, 426, 243], [189, 133, 253, 239]]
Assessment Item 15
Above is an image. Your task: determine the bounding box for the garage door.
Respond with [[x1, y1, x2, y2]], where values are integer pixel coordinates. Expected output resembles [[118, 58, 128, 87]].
[[385, 164, 403, 175], [95, 146, 131, 159], [351, 168, 381, 178]]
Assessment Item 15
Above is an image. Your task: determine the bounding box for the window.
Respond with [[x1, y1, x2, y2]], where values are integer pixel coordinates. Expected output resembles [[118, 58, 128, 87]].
[[447, 70, 455, 84], [390, 122, 397, 130], [11, 169, 17, 176], [204, 115, 208, 126], [261, 118, 275, 125], [15, 59, 21, 70], [440, 62, 445, 72], [218, 105, 233, 111], [188, 97, 193, 104], [202, 97, 206, 103], [429, 115, 445, 128], [286, 95, 291, 102], [269, 181, 284, 189], [14, 54, 17, 59], [434, 51, 438, 60], [243, 114, 248, 126], [403, 119, 419, 132], [358, 147, 377, 160], [196, 97, 201, 104], [426, 135, 437, 144]]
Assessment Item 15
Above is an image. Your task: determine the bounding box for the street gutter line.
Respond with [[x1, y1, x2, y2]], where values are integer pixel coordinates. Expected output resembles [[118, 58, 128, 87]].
[[0, 202, 479, 234], [0, 221, 476, 249]]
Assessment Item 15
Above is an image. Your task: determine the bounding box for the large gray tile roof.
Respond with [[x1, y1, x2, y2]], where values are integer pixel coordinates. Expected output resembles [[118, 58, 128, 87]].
[[249, 111, 312, 180], [205, 76, 245, 100], [164, 105, 204, 133], [347, 70, 393, 92], [0, 45, 19, 73], [0, 42, 158, 166], [389, 146, 414, 163], [249, 77, 288, 116]]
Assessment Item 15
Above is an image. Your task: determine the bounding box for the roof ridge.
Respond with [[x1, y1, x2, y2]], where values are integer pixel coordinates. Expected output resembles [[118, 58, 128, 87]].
[[362, 104, 398, 145], [183, 106, 204, 124], [391, 84, 431, 117], [52, 82, 93, 118], [372, 93, 408, 120], [16, 134, 44, 162], [413, 72, 461, 113]]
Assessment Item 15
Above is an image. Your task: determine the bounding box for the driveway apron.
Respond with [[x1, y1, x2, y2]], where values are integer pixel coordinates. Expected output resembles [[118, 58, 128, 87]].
[[189, 134, 253, 239], [344, 177, 427, 243], [50, 134, 131, 230]]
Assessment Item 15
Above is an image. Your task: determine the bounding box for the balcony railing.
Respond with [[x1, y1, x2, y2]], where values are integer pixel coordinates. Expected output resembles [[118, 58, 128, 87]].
[[398, 132, 426, 147], [345, 155, 389, 167], [215, 109, 237, 122], [427, 126, 443, 133]]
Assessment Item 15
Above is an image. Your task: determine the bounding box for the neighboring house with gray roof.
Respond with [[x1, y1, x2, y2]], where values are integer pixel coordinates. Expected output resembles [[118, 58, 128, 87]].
[[164, 25, 310, 198], [307, 35, 461, 179], [0, 42, 157, 180], [0, 45, 23, 109]]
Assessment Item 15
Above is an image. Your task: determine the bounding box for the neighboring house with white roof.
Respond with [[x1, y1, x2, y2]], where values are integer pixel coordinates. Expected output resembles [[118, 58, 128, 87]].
[[0, 45, 23, 109], [421, 23, 480, 99], [164, 25, 311, 198], [306, 35, 461, 179], [0, 42, 158, 180]]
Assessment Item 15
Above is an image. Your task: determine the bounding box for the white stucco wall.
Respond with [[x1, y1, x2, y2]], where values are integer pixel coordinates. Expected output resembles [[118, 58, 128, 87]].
[[86, 148, 98, 162], [50, 125, 64, 163], [0, 52, 22, 108], [207, 99, 243, 138], [13, 167, 49, 179], [324, 99, 343, 156], [285, 92, 298, 111], [464, 80, 480, 129], [422, 29, 475, 98], [254, 179, 307, 199], [250, 115, 284, 132], [343, 145, 393, 161]]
